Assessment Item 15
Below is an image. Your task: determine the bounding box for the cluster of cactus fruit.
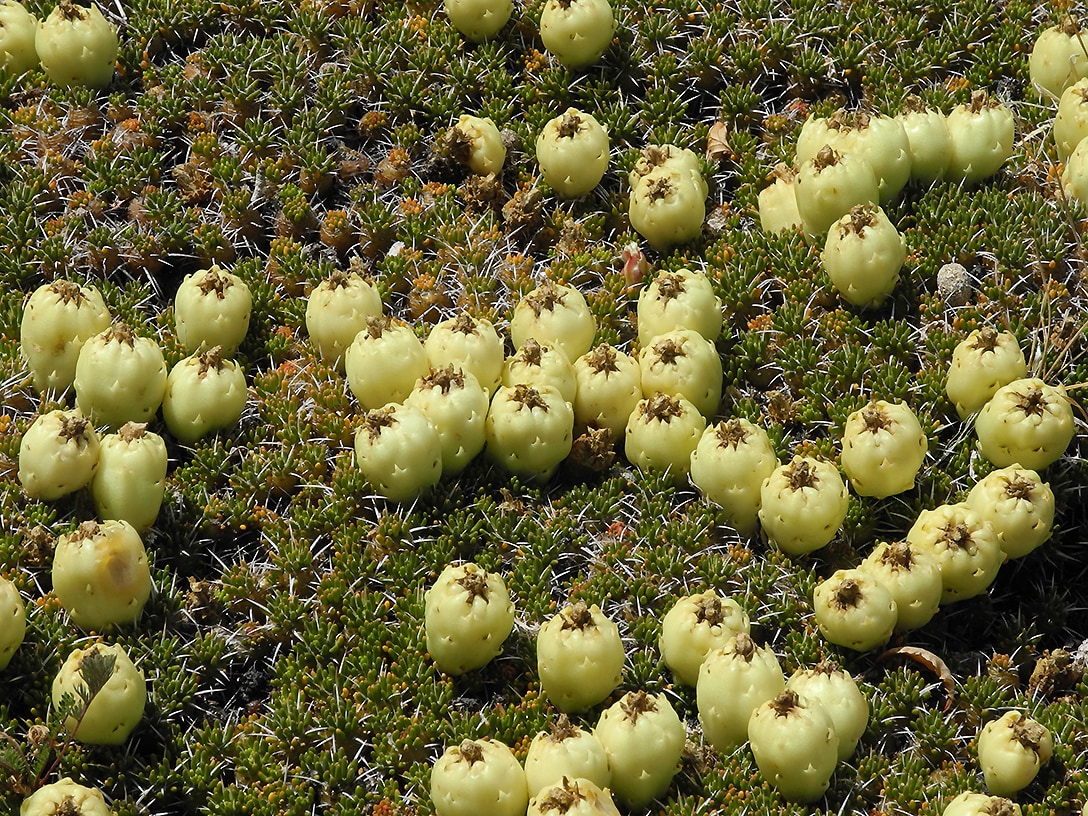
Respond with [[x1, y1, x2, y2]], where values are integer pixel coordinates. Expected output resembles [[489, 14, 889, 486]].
[[759, 94, 1016, 308], [305, 265, 740, 496]]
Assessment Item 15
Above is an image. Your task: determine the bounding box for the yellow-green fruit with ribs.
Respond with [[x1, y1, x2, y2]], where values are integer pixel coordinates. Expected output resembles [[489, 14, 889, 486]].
[[35, 0, 117, 88], [52, 520, 152, 630], [18, 409, 99, 500], [0, 0, 38, 76], [425, 563, 514, 675], [748, 690, 839, 803], [20, 280, 110, 394], [430, 739, 528, 816], [0, 576, 25, 670], [537, 601, 624, 712], [20, 778, 114, 816], [52, 642, 146, 745]]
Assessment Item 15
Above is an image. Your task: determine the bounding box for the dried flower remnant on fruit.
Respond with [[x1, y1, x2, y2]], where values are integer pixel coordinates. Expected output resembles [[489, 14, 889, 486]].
[[548, 714, 579, 742], [729, 632, 757, 661], [1060, 14, 1082, 37], [526, 282, 566, 316], [52, 279, 90, 305], [786, 458, 818, 490], [361, 407, 397, 441], [100, 322, 137, 347], [636, 145, 671, 174], [972, 326, 1002, 353], [195, 266, 234, 298], [456, 569, 491, 600], [968, 89, 996, 114], [842, 204, 878, 235], [770, 689, 801, 717], [69, 519, 99, 545], [646, 175, 674, 200], [117, 421, 147, 443], [538, 782, 578, 813], [1014, 387, 1048, 416], [619, 689, 657, 723], [451, 312, 480, 336], [59, 413, 93, 447], [420, 365, 466, 395], [1004, 475, 1037, 501], [364, 314, 392, 340], [770, 163, 795, 184], [1011, 717, 1050, 751], [520, 338, 545, 366], [644, 392, 683, 420], [458, 739, 485, 764], [585, 344, 619, 373], [715, 418, 749, 448], [559, 600, 595, 630], [827, 108, 869, 132], [195, 346, 224, 376], [832, 577, 862, 609], [511, 383, 551, 411], [653, 272, 686, 301], [813, 145, 840, 171], [860, 402, 890, 432], [556, 112, 583, 139], [324, 268, 352, 289], [695, 594, 723, 625], [652, 337, 686, 365], [878, 541, 915, 569], [58, 0, 84, 21], [939, 521, 975, 551]]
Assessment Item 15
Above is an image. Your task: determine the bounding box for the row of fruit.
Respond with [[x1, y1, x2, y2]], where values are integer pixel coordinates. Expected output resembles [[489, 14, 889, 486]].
[[312, 261, 1073, 509], [21, 271, 250, 449], [757, 96, 1014, 312], [421, 563, 1054, 809], [447, 107, 710, 250], [14, 269, 1070, 628], [14, 264, 720, 524], [812, 459, 1054, 651], [759, 97, 1014, 238], [443, 0, 613, 70], [320, 267, 732, 495], [756, 36, 1088, 317]]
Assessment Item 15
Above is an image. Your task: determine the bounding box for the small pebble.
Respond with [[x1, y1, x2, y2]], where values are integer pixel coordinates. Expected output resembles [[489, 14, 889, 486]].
[[937, 262, 972, 307]]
